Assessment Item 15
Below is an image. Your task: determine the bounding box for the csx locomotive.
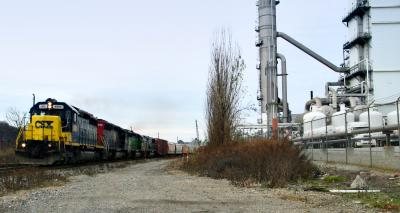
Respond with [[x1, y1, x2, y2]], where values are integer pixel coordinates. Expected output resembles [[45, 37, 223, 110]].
[[15, 98, 185, 165]]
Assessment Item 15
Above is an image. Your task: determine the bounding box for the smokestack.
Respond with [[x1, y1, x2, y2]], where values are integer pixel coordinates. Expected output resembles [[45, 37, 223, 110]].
[[257, 0, 278, 127], [310, 91, 314, 100]]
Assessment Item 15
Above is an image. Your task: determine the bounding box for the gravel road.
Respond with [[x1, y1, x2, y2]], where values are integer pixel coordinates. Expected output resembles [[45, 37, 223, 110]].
[[0, 159, 372, 213]]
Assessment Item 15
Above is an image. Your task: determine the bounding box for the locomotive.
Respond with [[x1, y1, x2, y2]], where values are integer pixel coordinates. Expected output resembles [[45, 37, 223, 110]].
[[15, 98, 184, 165]]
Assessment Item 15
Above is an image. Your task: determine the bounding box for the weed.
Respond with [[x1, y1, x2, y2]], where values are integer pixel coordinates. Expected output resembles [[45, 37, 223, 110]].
[[344, 192, 400, 211], [323, 175, 347, 183], [182, 138, 317, 188]]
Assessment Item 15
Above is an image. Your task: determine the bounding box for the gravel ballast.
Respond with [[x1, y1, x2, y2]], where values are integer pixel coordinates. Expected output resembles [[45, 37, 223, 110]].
[[0, 159, 372, 212]]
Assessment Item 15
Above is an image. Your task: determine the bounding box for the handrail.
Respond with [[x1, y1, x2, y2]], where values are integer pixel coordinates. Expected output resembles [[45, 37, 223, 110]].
[[15, 126, 24, 149]]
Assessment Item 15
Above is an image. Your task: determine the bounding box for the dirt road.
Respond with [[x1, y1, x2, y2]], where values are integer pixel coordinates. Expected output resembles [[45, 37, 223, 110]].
[[0, 159, 371, 212]]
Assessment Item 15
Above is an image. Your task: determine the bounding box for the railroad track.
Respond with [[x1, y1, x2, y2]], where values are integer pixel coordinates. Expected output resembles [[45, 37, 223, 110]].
[[0, 164, 36, 173], [0, 156, 167, 174]]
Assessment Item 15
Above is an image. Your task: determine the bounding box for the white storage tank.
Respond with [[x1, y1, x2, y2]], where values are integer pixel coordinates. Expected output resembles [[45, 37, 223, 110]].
[[303, 106, 326, 138], [359, 110, 383, 128], [332, 104, 355, 133], [387, 109, 400, 127]]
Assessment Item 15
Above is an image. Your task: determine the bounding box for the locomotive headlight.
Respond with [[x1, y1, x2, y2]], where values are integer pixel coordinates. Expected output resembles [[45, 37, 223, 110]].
[[48, 143, 52, 148], [21, 143, 26, 148], [47, 101, 53, 109]]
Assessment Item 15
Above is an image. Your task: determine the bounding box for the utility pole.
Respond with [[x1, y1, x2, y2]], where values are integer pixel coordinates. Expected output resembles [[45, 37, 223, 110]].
[[195, 120, 200, 145]]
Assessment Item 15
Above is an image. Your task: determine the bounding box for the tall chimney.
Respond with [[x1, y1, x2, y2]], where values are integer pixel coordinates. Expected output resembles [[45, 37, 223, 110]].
[[257, 0, 279, 128]]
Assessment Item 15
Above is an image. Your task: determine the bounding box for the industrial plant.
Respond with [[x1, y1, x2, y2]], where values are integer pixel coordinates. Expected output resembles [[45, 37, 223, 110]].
[[251, 0, 400, 150]]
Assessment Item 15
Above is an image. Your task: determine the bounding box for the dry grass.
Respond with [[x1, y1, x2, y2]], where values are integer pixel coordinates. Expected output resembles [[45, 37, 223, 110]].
[[0, 160, 139, 197], [182, 138, 317, 188], [0, 147, 17, 164], [0, 168, 66, 196]]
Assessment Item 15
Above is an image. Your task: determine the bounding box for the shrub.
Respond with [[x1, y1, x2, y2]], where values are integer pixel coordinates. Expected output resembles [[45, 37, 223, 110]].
[[182, 138, 317, 187]]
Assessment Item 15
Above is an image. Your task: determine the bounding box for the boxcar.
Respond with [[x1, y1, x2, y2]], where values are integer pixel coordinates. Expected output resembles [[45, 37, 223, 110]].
[[175, 144, 184, 154], [168, 143, 176, 155], [154, 138, 168, 156]]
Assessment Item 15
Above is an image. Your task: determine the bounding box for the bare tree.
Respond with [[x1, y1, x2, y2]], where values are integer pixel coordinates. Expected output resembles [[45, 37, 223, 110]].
[[206, 29, 245, 146], [5, 107, 27, 128]]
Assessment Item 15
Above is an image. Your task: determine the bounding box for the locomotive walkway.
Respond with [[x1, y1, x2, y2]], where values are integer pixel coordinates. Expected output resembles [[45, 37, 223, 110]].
[[0, 159, 371, 212]]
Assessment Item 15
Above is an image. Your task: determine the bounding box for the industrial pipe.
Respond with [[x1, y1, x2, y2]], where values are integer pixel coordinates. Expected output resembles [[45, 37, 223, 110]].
[[305, 97, 330, 112], [277, 53, 288, 123], [330, 88, 338, 111], [345, 97, 361, 108], [276, 32, 349, 73], [325, 81, 344, 97]]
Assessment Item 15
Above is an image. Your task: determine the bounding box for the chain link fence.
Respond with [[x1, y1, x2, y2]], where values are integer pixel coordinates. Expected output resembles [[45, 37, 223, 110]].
[[292, 98, 400, 169]]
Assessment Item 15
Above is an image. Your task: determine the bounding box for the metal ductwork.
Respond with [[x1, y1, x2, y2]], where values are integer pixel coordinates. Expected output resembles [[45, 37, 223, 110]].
[[325, 81, 344, 97], [277, 53, 288, 123], [344, 97, 362, 108], [305, 97, 330, 112], [276, 32, 349, 73]]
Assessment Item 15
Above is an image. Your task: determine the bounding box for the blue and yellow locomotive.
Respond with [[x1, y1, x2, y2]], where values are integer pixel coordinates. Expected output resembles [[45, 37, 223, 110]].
[[16, 98, 105, 164], [15, 98, 188, 165]]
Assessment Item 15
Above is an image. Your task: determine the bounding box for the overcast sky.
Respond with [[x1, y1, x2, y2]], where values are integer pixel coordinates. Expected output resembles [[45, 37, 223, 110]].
[[0, 0, 348, 141]]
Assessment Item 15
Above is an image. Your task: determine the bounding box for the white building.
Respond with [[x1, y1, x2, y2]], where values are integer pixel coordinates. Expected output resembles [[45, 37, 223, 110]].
[[341, 0, 400, 109]]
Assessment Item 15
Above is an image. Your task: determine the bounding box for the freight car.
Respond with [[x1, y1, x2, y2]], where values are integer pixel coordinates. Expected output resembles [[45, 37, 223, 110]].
[[168, 143, 177, 155], [154, 138, 168, 156], [15, 98, 182, 165]]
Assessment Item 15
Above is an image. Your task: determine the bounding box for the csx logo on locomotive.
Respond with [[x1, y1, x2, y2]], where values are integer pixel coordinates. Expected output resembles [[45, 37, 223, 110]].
[[35, 121, 54, 129]]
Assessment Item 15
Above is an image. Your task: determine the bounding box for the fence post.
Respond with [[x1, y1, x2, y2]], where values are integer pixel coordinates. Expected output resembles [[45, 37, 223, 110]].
[[397, 97, 400, 147], [345, 110, 348, 164], [325, 117, 328, 162], [325, 117, 328, 150], [311, 120, 314, 161], [367, 107, 372, 168]]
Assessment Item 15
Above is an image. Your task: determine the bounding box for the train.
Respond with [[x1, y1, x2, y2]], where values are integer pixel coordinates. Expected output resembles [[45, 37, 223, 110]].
[[15, 98, 192, 165]]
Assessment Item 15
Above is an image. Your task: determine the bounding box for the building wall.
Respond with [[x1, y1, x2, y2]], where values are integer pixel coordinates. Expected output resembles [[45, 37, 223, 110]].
[[370, 1, 400, 103], [306, 147, 400, 170], [344, 0, 400, 104], [347, 18, 362, 69], [370, 0, 400, 7]]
